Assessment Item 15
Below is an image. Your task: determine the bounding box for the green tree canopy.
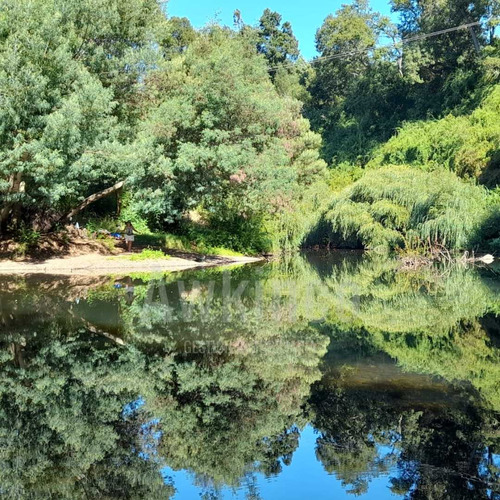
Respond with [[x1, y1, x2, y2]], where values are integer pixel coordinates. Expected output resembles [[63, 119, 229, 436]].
[[130, 27, 325, 248], [0, 0, 162, 233]]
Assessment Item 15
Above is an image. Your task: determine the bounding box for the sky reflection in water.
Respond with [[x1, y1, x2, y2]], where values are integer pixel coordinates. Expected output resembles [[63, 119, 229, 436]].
[[0, 253, 499, 499]]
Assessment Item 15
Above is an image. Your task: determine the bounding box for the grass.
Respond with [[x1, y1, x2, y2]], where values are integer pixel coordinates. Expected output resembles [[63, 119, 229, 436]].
[[126, 249, 170, 261], [136, 232, 245, 257]]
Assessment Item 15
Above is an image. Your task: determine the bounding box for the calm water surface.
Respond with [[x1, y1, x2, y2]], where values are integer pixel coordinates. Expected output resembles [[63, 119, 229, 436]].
[[0, 253, 499, 499]]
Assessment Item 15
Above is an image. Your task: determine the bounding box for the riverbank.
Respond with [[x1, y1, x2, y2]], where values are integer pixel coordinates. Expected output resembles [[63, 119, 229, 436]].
[[0, 251, 263, 276], [0, 228, 264, 276]]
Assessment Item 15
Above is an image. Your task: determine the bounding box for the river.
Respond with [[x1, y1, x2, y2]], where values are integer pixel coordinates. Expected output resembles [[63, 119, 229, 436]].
[[0, 252, 498, 499]]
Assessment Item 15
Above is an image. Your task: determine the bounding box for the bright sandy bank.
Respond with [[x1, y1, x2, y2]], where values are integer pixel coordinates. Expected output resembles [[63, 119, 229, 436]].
[[0, 253, 263, 276]]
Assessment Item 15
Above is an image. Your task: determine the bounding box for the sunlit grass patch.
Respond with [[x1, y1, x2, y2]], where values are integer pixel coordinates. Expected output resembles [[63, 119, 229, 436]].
[[126, 249, 170, 261]]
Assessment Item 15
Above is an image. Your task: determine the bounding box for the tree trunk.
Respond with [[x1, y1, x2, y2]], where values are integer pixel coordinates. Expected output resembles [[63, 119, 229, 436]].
[[0, 173, 24, 235], [10, 342, 26, 369], [116, 186, 122, 217], [469, 26, 480, 54], [59, 180, 125, 224]]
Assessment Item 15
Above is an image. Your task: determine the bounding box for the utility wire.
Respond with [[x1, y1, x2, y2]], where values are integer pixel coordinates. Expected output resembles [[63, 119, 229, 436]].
[[268, 21, 482, 71]]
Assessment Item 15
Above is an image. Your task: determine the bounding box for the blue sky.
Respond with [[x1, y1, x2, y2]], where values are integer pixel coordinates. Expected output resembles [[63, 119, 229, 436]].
[[167, 0, 397, 60]]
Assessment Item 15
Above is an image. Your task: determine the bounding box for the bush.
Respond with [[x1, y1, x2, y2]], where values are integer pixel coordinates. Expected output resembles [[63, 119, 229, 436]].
[[266, 179, 331, 253], [319, 166, 489, 253], [477, 190, 500, 251], [83, 216, 122, 235], [327, 163, 364, 192], [15, 223, 41, 255], [175, 219, 259, 255], [369, 85, 500, 186]]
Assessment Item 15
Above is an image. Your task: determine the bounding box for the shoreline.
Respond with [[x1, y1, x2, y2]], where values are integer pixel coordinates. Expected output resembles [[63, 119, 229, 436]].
[[0, 253, 264, 276]]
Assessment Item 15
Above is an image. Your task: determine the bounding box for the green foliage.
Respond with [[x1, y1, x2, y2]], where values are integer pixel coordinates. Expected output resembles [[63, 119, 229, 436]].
[[327, 162, 364, 191], [267, 178, 332, 253], [321, 166, 489, 252], [0, 0, 163, 233], [183, 215, 270, 255], [254, 9, 300, 69], [0, 2, 325, 254], [369, 85, 500, 184], [239, 9, 308, 101], [131, 27, 326, 251], [15, 223, 41, 255], [0, 0, 497, 258], [310, 0, 389, 109], [162, 227, 246, 256], [391, 0, 489, 99], [159, 16, 196, 56], [144, 231, 243, 257], [117, 192, 152, 235], [305, 0, 406, 163], [126, 249, 170, 261], [306, 0, 498, 165], [83, 216, 122, 235]]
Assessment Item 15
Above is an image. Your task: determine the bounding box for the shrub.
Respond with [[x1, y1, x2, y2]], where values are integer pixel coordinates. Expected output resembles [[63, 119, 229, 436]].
[[321, 166, 488, 253], [267, 179, 331, 253], [83, 216, 122, 235], [327, 163, 364, 192], [369, 85, 500, 185], [15, 223, 41, 255], [476, 190, 500, 251], [96, 234, 116, 252], [135, 231, 245, 257]]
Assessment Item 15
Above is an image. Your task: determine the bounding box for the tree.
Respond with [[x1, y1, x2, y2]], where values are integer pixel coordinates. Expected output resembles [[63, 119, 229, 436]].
[[0, 0, 163, 234], [391, 0, 493, 113], [318, 166, 489, 252], [131, 27, 326, 249], [238, 9, 309, 101], [305, 0, 402, 162], [309, 0, 391, 110], [159, 16, 197, 56], [254, 9, 300, 70]]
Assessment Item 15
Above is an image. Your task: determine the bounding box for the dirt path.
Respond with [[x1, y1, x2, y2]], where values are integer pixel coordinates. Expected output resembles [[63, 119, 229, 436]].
[[0, 252, 263, 276]]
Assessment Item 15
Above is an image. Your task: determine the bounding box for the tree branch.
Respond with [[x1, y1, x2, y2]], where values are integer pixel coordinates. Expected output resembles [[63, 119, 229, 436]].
[[60, 180, 125, 223]]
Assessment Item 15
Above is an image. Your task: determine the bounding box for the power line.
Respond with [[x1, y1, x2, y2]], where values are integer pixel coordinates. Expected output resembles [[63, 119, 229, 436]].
[[268, 21, 482, 71]]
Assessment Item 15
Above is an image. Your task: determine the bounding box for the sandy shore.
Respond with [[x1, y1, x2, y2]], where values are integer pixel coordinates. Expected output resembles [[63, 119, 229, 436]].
[[0, 253, 263, 276]]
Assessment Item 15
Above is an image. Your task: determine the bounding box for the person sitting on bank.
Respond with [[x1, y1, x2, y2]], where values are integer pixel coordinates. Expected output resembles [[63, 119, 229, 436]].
[[123, 221, 138, 252]]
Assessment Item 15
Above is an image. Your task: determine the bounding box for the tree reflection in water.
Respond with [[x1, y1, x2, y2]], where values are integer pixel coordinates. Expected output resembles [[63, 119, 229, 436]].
[[0, 255, 498, 498]]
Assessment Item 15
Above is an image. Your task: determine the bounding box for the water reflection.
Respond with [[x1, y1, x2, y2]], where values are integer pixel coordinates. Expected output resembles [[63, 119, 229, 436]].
[[0, 254, 498, 499]]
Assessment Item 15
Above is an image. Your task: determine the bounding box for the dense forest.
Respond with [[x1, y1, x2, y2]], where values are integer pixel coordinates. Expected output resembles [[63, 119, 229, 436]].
[[0, 0, 498, 255]]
